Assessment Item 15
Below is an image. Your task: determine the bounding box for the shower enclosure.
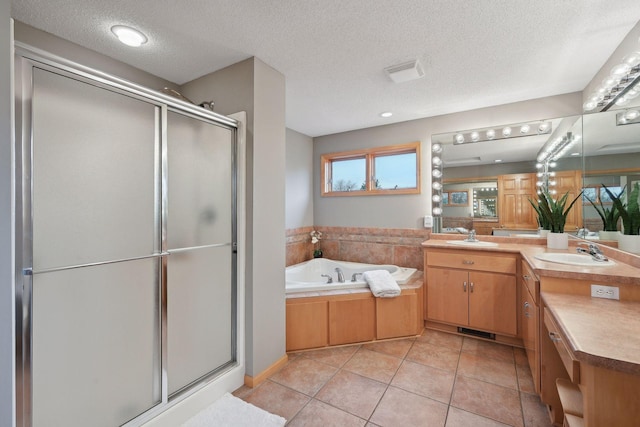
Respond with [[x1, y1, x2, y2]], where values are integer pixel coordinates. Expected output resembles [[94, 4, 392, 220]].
[[14, 46, 241, 426]]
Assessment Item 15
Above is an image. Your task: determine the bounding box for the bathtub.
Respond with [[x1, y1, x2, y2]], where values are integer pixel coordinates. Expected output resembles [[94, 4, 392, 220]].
[[286, 258, 417, 294]]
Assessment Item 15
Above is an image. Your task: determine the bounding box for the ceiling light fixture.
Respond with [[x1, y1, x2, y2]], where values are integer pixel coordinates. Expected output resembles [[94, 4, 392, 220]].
[[111, 25, 148, 47], [616, 109, 640, 125], [583, 50, 640, 112], [380, 111, 393, 118], [384, 60, 424, 83]]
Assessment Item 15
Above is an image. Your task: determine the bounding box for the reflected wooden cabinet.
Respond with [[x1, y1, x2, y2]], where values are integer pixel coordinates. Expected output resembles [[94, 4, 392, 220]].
[[498, 173, 537, 230], [552, 170, 583, 232]]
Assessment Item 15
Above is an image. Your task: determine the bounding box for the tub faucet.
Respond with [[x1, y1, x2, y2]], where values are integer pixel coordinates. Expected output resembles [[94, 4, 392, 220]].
[[335, 267, 345, 283], [351, 273, 363, 282], [321, 274, 333, 283], [577, 242, 608, 262], [464, 229, 479, 242]]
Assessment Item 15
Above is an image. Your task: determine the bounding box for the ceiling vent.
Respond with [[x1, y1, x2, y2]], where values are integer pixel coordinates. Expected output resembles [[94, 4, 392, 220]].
[[385, 60, 424, 83]]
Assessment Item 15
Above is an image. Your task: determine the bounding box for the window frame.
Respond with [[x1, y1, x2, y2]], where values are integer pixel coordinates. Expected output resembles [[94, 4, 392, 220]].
[[321, 142, 421, 197]]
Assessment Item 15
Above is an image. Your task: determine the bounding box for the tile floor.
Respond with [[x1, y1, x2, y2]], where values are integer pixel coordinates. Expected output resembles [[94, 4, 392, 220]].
[[233, 329, 554, 426]]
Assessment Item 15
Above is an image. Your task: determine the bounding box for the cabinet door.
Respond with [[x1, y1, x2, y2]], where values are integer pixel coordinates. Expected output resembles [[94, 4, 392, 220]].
[[521, 281, 539, 392], [377, 292, 418, 339], [426, 268, 468, 326], [329, 298, 376, 345], [286, 301, 328, 351], [498, 173, 537, 229], [468, 272, 517, 336]]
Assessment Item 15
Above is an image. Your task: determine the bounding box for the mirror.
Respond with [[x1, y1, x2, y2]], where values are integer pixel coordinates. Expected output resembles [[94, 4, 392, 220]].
[[431, 108, 640, 255]]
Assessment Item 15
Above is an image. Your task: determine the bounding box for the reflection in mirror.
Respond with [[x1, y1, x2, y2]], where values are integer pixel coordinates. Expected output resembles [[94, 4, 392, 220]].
[[431, 116, 583, 237], [583, 109, 640, 253]]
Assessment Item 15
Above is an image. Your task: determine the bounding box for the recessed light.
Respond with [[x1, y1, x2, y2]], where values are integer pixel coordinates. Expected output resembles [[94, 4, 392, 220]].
[[571, 152, 580, 156], [494, 159, 503, 163], [111, 25, 148, 47], [380, 111, 393, 118]]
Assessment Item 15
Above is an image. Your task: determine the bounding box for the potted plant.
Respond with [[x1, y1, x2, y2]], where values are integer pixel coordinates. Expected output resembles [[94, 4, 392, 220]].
[[603, 182, 640, 254], [533, 189, 582, 249], [310, 230, 323, 258], [585, 186, 623, 241], [528, 198, 551, 237]]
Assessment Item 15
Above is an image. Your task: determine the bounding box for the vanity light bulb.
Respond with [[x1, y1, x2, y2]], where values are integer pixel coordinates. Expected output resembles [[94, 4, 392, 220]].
[[520, 125, 530, 134], [502, 127, 512, 137], [432, 156, 442, 166], [549, 172, 556, 177], [549, 180, 557, 186], [432, 143, 442, 153], [432, 207, 442, 216], [616, 96, 630, 106], [470, 131, 480, 142], [624, 110, 640, 120], [602, 75, 620, 89], [536, 181, 543, 187], [486, 129, 495, 140], [538, 122, 549, 133], [626, 89, 640, 100], [432, 169, 442, 178], [549, 162, 557, 168], [432, 195, 441, 203], [455, 133, 465, 144], [611, 63, 631, 77], [583, 101, 597, 111], [535, 163, 543, 169], [432, 182, 442, 190], [536, 172, 543, 177], [623, 51, 640, 67]]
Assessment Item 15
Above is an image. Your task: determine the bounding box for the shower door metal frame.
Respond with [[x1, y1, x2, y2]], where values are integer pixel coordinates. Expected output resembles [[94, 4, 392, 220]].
[[14, 44, 239, 427]]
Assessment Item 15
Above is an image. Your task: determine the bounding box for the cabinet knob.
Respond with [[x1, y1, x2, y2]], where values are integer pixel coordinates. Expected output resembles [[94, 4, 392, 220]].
[[523, 274, 530, 280], [470, 282, 474, 293], [462, 260, 474, 265], [523, 302, 531, 318], [548, 331, 562, 342]]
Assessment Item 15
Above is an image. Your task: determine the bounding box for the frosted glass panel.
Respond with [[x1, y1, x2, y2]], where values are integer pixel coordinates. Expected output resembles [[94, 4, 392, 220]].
[[167, 112, 232, 249], [31, 259, 160, 427], [31, 68, 157, 270], [168, 246, 233, 395]]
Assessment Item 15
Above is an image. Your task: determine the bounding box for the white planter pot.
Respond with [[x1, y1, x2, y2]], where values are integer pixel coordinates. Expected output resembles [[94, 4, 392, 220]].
[[618, 234, 640, 255], [598, 230, 620, 241], [547, 232, 568, 250]]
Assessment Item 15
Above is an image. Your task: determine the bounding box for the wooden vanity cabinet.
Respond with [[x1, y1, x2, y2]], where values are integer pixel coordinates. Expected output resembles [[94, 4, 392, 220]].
[[425, 249, 517, 337], [520, 260, 540, 393]]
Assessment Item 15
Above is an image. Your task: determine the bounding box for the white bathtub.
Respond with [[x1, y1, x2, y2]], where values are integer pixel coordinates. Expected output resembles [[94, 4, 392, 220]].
[[286, 258, 417, 294]]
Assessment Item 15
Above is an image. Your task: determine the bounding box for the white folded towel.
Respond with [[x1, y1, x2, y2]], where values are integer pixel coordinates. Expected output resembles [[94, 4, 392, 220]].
[[363, 270, 401, 298]]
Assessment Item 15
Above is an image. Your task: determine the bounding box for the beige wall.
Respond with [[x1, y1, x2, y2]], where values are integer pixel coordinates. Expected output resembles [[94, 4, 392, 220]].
[[181, 57, 287, 377], [1, 8, 14, 427], [313, 92, 583, 228], [286, 128, 314, 229]]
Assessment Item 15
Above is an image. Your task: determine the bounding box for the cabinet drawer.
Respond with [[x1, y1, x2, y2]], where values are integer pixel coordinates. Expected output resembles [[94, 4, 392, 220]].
[[544, 308, 580, 383], [427, 249, 516, 274], [521, 260, 540, 304]]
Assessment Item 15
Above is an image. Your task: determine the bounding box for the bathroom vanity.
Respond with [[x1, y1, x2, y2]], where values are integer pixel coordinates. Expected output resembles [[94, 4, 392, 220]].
[[423, 236, 640, 426]]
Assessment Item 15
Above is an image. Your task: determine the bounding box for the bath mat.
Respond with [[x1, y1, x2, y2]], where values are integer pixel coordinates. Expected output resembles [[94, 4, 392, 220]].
[[181, 392, 286, 427]]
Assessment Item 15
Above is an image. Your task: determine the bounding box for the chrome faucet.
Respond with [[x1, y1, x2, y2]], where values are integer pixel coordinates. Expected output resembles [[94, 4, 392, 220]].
[[335, 268, 345, 283], [321, 274, 333, 283], [351, 272, 363, 282], [577, 242, 608, 262], [464, 229, 479, 242]]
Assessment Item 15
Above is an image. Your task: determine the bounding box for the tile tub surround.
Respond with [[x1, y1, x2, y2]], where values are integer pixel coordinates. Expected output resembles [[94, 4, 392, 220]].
[[286, 226, 431, 269], [233, 329, 551, 426]]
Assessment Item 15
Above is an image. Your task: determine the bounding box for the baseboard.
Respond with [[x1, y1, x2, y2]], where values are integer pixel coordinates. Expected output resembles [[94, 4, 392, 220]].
[[243, 354, 288, 388]]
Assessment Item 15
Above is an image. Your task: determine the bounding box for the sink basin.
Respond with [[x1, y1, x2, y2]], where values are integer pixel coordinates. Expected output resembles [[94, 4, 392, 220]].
[[534, 252, 615, 267], [446, 240, 499, 247]]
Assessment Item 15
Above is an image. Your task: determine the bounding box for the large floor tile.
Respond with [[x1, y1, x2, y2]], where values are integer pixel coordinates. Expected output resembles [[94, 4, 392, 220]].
[[457, 352, 518, 389], [516, 362, 536, 394], [269, 357, 338, 396], [315, 370, 387, 419], [242, 380, 310, 421], [370, 386, 448, 427], [287, 399, 367, 427], [417, 329, 464, 351], [520, 391, 554, 427], [391, 360, 455, 404], [406, 340, 461, 372], [363, 338, 415, 358], [461, 338, 515, 363], [300, 344, 360, 368], [342, 348, 403, 383], [445, 407, 511, 426], [451, 375, 524, 427]]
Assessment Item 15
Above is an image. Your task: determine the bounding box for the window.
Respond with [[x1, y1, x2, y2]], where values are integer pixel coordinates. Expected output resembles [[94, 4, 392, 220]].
[[321, 142, 421, 196]]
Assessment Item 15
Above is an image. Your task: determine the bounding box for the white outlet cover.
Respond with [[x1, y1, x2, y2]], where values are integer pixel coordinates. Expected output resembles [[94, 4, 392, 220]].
[[591, 284, 620, 300]]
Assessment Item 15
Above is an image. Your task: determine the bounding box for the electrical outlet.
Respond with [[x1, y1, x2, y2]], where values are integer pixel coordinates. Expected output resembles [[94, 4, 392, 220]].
[[423, 215, 433, 228], [591, 284, 620, 300]]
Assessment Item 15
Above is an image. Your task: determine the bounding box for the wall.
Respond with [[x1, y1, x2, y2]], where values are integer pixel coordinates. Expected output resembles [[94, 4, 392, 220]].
[[285, 128, 314, 229], [181, 58, 287, 378], [1, 7, 14, 427], [313, 92, 583, 229]]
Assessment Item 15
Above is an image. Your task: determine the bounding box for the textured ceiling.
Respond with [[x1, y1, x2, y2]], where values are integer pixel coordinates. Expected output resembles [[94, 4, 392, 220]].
[[10, 0, 640, 137]]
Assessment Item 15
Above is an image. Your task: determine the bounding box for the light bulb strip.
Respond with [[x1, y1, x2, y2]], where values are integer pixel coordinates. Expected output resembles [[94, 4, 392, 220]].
[[584, 64, 640, 112], [452, 121, 551, 145]]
